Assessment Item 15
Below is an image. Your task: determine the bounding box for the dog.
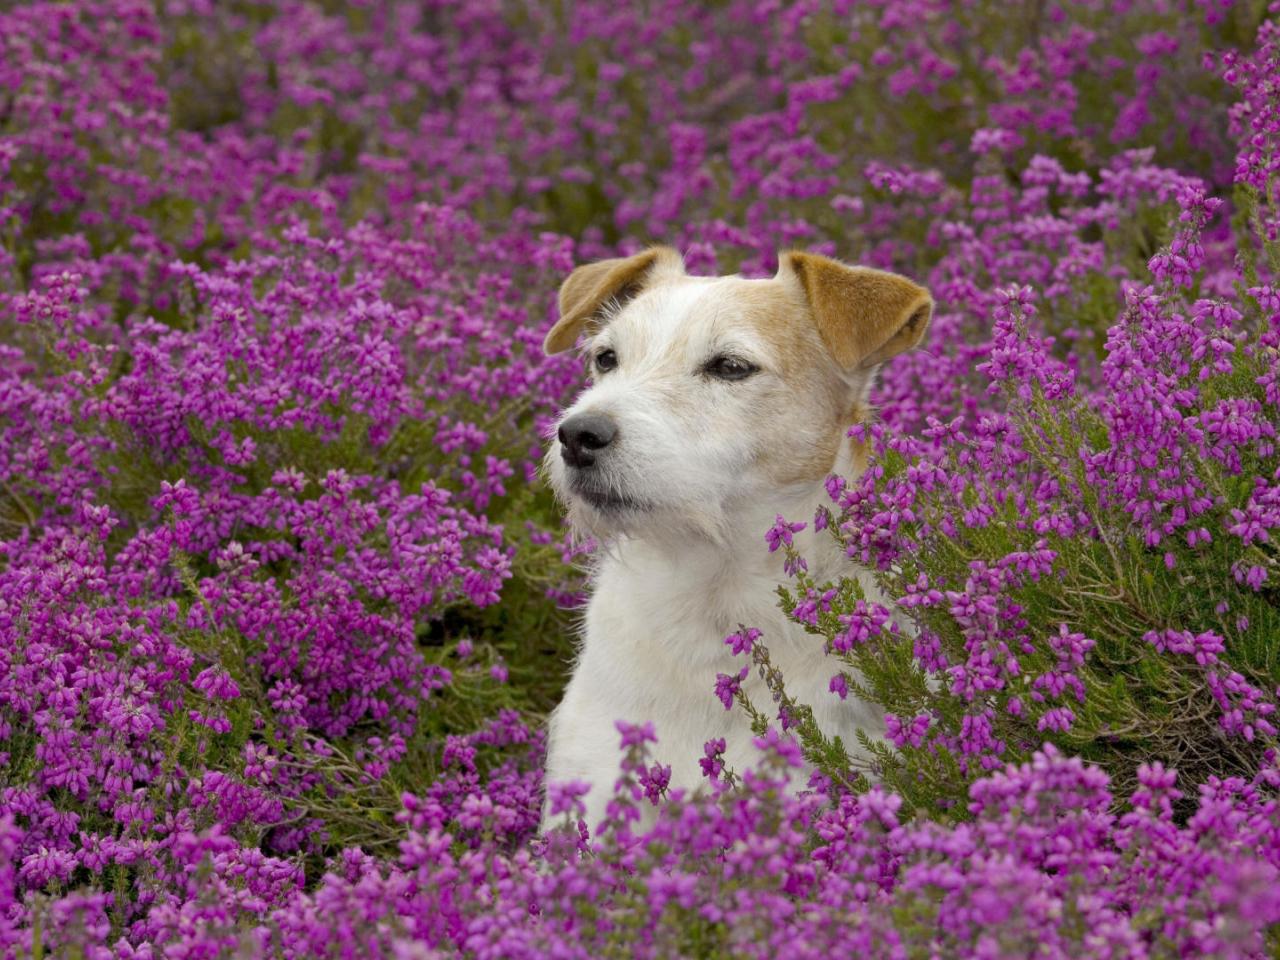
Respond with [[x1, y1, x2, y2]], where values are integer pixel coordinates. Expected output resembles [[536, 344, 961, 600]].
[[540, 246, 932, 834]]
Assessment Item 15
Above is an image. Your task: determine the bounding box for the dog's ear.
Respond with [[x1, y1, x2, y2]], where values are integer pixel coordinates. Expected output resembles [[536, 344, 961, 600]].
[[777, 251, 933, 369], [543, 246, 685, 354]]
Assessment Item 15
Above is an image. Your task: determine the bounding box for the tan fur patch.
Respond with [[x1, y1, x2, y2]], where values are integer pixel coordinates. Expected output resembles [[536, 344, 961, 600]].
[[544, 246, 685, 354], [778, 251, 933, 369], [729, 278, 854, 487]]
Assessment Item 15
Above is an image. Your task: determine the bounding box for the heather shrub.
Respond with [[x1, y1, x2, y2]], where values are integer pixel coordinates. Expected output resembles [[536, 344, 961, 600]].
[[153, 0, 1260, 252], [88, 735, 1279, 958], [759, 157, 1280, 811], [2, 0, 1280, 957], [2, 207, 584, 825]]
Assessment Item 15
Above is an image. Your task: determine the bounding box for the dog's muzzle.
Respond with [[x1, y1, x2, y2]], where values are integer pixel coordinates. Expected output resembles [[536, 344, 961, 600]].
[[558, 412, 617, 470]]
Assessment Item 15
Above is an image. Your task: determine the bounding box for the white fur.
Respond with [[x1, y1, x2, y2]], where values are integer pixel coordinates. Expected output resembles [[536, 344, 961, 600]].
[[541, 273, 888, 834]]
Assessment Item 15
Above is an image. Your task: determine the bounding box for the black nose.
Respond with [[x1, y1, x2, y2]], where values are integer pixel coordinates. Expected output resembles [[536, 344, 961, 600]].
[[558, 413, 618, 469]]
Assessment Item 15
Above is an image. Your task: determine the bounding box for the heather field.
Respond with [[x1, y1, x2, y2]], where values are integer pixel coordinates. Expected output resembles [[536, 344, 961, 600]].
[[2, 1, 1280, 956]]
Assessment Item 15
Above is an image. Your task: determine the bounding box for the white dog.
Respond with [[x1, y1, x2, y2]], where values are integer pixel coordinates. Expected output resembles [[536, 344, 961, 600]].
[[540, 246, 932, 834]]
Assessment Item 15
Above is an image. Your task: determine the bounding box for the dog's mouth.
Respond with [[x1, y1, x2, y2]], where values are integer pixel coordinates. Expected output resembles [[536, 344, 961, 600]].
[[568, 477, 649, 513]]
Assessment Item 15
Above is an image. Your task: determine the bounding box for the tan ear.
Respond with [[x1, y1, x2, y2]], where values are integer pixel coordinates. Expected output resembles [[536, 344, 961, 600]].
[[778, 251, 933, 369], [543, 246, 685, 354]]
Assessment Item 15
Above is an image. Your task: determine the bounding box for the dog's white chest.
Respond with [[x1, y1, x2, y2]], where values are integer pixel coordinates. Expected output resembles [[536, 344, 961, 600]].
[[542, 539, 883, 833]]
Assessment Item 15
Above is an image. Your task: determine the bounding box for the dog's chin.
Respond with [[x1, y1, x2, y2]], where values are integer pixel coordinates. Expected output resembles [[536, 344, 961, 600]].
[[567, 479, 651, 517], [561, 480, 736, 546], [547, 453, 735, 543], [552, 473, 660, 537]]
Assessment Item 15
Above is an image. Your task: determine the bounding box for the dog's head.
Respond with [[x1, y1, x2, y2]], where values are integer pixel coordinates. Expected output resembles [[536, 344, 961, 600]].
[[542, 247, 932, 542]]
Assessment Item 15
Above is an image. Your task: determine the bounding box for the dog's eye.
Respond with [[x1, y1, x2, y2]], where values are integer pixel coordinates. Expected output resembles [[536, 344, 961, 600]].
[[593, 349, 618, 374], [703, 355, 758, 382]]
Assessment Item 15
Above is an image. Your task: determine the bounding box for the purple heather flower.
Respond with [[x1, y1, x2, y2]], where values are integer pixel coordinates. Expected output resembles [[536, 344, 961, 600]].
[[765, 515, 806, 553], [714, 668, 749, 710], [724, 627, 761, 656]]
